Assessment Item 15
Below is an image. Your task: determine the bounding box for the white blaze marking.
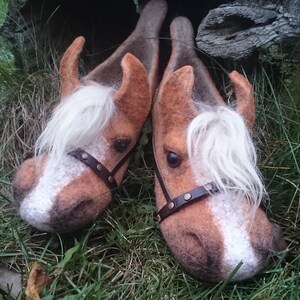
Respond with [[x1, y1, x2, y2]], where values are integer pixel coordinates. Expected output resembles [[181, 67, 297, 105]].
[[208, 193, 259, 280], [20, 138, 108, 231]]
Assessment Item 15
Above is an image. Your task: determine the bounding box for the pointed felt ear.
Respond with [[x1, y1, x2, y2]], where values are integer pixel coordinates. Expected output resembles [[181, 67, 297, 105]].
[[229, 71, 255, 130], [59, 36, 85, 98], [157, 65, 198, 127], [113, 53, 151, 128], [83, 0, 167, 95], [163, 17, 224, 105]]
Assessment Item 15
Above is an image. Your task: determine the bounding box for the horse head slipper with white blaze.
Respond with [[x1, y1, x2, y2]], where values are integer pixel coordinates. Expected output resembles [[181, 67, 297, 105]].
[[12, 0, 167, 233], [152, 17, 287, 282]]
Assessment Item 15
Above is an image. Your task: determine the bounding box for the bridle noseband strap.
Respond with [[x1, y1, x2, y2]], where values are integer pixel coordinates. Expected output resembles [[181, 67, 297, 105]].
[[69, 140, 137, 196], [152, 140, 220, 223], [69, 148, 119, 192], [156, 182, 219, 223], [69, 142, 137, 194]]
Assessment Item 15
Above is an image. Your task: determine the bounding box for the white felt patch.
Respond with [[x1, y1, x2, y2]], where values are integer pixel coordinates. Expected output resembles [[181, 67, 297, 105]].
[[19, 138, 108, 232], [208, 193, 259, 280]]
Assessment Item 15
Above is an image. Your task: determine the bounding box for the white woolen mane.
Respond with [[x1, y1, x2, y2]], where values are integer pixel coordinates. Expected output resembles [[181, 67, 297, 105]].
[[35, 84, 115, 163], [186, 105, 266, 210]]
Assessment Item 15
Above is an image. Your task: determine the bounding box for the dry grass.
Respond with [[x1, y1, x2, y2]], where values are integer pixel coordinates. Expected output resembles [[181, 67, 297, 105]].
[[0, 46, 299, 299]]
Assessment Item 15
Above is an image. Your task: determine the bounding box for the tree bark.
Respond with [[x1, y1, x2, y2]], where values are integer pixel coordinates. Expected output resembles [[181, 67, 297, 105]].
[[196, 0, 300, 59]]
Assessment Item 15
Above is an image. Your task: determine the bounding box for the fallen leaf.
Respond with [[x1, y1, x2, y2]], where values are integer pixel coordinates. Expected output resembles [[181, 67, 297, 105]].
[[0, 267, 22, 299], [25, 262, 51, 300]]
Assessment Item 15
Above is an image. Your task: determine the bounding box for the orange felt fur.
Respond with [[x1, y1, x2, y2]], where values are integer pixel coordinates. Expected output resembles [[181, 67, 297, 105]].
[[59, 36, 84, 98], [229, 71, 255, 130]]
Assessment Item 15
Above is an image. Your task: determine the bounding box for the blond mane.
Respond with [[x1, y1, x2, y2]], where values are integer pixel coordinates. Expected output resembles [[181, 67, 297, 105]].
[[35, 83, 115, 163], [187, 105, 266, 210]]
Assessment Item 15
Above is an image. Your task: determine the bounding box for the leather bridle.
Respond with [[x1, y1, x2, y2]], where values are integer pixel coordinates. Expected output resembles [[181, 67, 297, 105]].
[[69, 143, 137, 195], [153, 140, 267, 223], [152, 140, 220, 223], [68, 140, 264, 223]]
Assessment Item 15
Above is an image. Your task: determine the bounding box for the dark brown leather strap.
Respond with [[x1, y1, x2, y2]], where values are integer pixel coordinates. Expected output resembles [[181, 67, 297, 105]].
[[152, 150, 172, 203], [68, 138, 137, 196], [152, 139, 220, 223], [69, 148, 118, 192], [152, 139, 266, 222], [156, 182, 219, 223], [111, 143, 137, 176]]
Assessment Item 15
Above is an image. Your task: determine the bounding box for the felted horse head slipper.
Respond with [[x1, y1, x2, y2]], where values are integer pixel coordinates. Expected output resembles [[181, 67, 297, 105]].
[[152, 16, 287, 282], [12, 0, 167, 233]]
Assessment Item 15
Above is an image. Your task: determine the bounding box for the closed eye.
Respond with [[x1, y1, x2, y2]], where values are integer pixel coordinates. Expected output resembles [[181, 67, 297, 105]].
[[113, 138, 131, 153]]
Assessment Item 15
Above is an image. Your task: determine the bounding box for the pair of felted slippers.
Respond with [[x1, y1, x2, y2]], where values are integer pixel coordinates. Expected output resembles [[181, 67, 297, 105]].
[[12, 0, 286, 282]]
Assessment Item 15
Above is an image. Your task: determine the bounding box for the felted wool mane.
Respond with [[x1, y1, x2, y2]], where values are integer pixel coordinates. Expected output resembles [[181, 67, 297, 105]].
[[35, 84, 115, 165], [187, 105, 265, 212]]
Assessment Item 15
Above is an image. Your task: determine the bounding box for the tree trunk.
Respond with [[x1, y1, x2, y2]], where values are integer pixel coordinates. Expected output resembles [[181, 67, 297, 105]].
[[196, 0, 300, 59]]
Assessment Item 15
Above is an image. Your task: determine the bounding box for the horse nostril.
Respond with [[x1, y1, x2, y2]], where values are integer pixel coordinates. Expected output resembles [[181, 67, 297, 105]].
[[171, 231, 224, 282], [12, 185, 28, 208], [271, 223, 288, 252], [12, 157, 40, 207], [50, 199, 95, 233], [12, 177, 36, 209]]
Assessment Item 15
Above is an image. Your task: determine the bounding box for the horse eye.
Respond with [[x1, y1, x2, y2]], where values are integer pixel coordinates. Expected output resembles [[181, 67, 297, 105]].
[[113, 139, 131, 153], [167, 151, 182, 168]]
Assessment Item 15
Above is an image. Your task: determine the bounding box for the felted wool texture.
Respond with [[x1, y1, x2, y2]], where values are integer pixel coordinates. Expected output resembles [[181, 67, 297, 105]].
[[13, 54, 152, 233], [152, 15, 286, 280]]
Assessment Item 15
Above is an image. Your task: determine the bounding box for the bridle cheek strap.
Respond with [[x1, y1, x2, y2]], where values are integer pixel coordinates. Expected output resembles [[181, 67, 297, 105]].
[[69, 144, 136, 195], [152, 141, 220, 223]]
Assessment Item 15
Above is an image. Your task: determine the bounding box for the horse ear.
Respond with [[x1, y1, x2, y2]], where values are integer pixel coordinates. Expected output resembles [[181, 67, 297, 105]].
[[59, 36, 85, 99], [113, 53, 151, 128], [229, 71, 255, 130], [156, 65, 198, 126]]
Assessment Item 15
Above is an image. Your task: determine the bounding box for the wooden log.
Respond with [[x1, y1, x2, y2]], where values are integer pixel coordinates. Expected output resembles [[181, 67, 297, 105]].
[[196, 0, 300, 59]]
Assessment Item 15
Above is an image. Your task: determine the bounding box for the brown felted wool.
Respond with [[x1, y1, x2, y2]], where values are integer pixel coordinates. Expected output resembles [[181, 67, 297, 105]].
[[153, 66, 227, 282], [12, 157, 45, 207], [59, 36, 85, 98], [12, 0, 167, 233], [229, 70, 255, 130], [113, 53, 151, 129], [152, 16, 287, 282], [84, 0, 167, 94]]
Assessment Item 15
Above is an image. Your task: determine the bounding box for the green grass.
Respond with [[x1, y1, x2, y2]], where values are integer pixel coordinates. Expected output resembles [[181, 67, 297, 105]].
[[0, 0, 7, 25], [0, 58, 299, 299], [0, 0, 14, 73], [0, 14, 299, 300]]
